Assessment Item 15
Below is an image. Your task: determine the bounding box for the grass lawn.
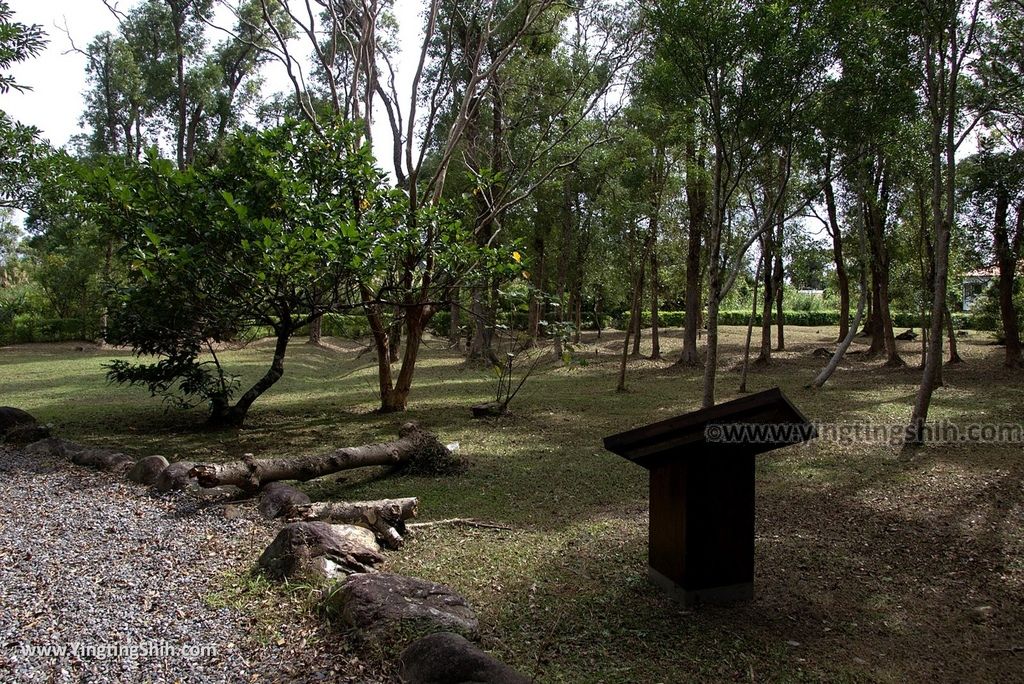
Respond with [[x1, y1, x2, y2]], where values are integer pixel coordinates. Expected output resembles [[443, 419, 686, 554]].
[[2, 326, 1022, 682]]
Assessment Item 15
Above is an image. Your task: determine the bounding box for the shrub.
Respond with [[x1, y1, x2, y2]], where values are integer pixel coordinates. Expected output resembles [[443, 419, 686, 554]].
[[0, 314, 101, 344]]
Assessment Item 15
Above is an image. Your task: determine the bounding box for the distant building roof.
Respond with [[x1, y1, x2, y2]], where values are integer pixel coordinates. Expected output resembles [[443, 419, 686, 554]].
[[964, 267, 1000, 279]]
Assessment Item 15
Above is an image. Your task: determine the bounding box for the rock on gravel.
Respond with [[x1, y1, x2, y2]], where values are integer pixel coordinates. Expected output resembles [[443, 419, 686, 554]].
[[0, 445, 381, 683], [399, 632, 530, 684], [326, 573, 479, 641], [0, 407, 37, 438], [127, 455, 170, 485]]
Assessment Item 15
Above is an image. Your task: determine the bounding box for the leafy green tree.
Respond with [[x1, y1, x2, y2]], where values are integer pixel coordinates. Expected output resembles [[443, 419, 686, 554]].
[[961, 148, 1024, 366], [0, 0, 47, 210], [83, 117, 381, 427], [650, 0, 828, 407]]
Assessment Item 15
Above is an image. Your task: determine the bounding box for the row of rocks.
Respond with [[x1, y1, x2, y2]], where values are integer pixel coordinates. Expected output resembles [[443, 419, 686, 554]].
[[3, 407, 529, 683]]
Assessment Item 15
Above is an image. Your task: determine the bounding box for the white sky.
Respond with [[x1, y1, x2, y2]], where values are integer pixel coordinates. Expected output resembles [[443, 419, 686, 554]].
[[1, 0, 420, 155]]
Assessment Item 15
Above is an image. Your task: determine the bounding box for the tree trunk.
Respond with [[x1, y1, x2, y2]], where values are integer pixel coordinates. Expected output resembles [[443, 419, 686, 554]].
[[907, 22, 961, 449], [824, 168, 850, 342], [774, 249, 785, 352], [677, 129, 706, 367], [650, 236, 662, 360], [382, 306, 430, 412], [758, 234, 774, 364], [308, 315, 323, 346], [740, 255, 763, 393], [630, 265, 646, 357], [209, 326, 291, 428], [448, 288, 462, 350], [191, 423, 448, 492], [292, 498, 419, 550], [945, 305, 962, 364], [864, 165, 903, 367], [995, 194, 1022, 367], [810, 267, 868, 389]]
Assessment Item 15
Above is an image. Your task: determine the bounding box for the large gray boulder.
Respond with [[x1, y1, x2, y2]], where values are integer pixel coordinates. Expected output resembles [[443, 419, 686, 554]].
[[0, 407, 39, 440], [127, 455, 170, 485], [399, 632, 530, 684], [259, 522, 383, 581], [3, 422, 51, 445], [153, 461, 197, 492], [70, 447, 135, 473], [327, 573, 479, 641], [258, 482, 311, 519]]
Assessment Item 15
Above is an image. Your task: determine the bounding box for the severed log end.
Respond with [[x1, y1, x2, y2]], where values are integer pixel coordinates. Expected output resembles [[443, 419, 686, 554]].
[[397, 424, 466, 477]]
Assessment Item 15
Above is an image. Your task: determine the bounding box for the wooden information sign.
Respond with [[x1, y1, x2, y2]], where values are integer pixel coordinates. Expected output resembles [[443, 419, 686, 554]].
[[603, 388, 816, 606]]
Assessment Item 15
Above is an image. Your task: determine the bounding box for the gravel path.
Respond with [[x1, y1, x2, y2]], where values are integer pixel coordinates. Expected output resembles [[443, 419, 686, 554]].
[[0, 445, 376, 683]]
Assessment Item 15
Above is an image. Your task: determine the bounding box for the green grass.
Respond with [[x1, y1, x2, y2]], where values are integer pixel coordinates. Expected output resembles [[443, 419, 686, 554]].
[[2, 327, 1022, 683]]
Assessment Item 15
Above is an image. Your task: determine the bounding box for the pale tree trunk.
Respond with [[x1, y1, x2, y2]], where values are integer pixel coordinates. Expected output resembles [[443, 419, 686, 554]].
[[192, 424, 448, 491], [448, 288, 462, 350], [757, 232, 774, 364], [650, 246, 662, 360], [824, 163, 850, 342], [774, 163, 786, 352], [945, 305, 962, 364], [774, 248, 785, 351], [292, 498, 419, 550], [308, 315, 323, 346], [701, 138, 726, 409], [740, 254, 764, 393], [907, 9, 970, 448], [677, 129, 706, 367], [810, 227, 869, 390], [630, 265, 646, 357]]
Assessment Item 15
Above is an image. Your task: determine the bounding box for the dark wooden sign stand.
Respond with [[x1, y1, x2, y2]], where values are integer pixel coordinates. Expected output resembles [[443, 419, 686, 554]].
[[603, 388, 815, 607]]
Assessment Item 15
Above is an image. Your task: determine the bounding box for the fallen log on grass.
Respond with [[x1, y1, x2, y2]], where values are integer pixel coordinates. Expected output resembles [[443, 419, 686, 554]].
[[291, 498, 419, 549], [190, 423, 459, 492]]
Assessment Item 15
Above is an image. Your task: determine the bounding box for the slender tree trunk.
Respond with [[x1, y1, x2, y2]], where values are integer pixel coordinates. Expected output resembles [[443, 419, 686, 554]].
[[740, 255, 763, 393], [810, 269, 868, 389], [308, 315, 323, 346], [448, 288, 462, 350], [630, 265, 646, 357], [758, 234, 774, 364], [945, 305, 962, 364], [210, 326, 291, 428], [702, 136, 726, 410], [573, 287, 582, 344], [824, 167, 850, 342], [676, 128, 705, 367], [995, 195, 1023, 367], [650, 234, 662, 360], [774, 249, 785, 351], [527, 241, 546, 341], [381, 306, 431, 412], [907, 21, 961, 448], [773, 164, 786, 352]]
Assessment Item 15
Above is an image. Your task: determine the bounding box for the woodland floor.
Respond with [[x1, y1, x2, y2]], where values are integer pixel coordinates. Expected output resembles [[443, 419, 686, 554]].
[[1, 325, 1022, 683]]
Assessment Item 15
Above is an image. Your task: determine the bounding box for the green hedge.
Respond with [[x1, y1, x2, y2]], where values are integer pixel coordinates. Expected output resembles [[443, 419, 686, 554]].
[[0, 315, 102, 345], [640, 310, 997, 331]]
